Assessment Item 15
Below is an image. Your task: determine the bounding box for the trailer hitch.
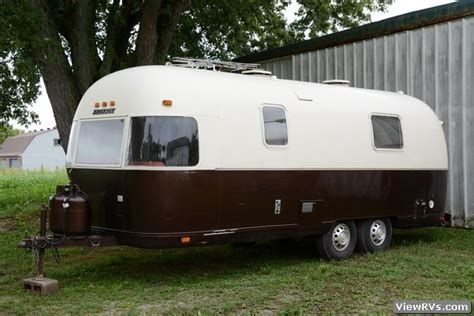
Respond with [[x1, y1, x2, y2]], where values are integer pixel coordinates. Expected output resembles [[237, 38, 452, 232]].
[[19, 206, 118, 294]]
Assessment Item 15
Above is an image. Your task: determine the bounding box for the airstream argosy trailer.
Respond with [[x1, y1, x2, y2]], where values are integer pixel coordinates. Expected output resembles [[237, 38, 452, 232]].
[[61, 59, 447, 260]]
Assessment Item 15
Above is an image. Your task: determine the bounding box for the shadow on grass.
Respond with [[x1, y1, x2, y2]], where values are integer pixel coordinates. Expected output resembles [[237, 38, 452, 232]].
[[57, 238, 323, 285], [45, 227, 457, 286], [393, 231, 436, 245], [391, 227, 451, 247]]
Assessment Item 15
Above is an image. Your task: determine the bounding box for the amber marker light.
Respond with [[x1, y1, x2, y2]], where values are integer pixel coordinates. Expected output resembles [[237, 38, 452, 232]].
[[110, 100, 116, 107], [102, 101, 107, 107], [94, 102, 100, 108], [180, 236, 191, 244], [162, 99, 172, 106]]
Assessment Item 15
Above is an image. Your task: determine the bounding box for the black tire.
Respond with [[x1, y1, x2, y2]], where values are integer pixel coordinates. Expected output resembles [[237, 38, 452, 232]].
[[356, 218, 392, 253], [317, 220, 357, 260]]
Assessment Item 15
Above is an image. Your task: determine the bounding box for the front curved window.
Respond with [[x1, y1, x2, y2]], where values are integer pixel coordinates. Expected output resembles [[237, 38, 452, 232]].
[[128, 116, 199, 167], [76, 119, 124, 165], [66, 121, 77, 165]]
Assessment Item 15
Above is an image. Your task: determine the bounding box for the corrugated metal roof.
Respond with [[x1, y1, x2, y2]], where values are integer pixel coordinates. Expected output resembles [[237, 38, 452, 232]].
[[235, 1, 474, 63], [0, 129, 53, 158]]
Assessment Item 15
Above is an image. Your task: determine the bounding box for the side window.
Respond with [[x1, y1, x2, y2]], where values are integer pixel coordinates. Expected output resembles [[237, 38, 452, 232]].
[[262, 106, 288, 146], [371, 115, 403, 149], [128, 116, 199, 167]]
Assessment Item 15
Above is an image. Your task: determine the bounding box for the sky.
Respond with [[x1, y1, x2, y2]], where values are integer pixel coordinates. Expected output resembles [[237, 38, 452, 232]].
[[15, 0, 455, 131]]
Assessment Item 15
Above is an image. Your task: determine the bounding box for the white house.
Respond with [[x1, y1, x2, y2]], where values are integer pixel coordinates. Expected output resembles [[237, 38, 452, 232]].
[[0, 128, 65, 170]]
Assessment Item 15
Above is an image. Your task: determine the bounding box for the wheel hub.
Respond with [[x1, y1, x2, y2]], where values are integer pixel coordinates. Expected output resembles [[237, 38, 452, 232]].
[[370, 220, 387, 246], [332, 223, 351, 251]]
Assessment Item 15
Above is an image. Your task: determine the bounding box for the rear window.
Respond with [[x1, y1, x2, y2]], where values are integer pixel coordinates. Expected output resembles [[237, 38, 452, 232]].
[[371, 115, 403, 149], [128, 116, 199, 167], [76, 119, 125, 165]]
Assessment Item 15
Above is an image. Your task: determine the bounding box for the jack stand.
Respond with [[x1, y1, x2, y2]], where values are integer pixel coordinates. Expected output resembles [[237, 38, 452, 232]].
[[22, 206, 59, 294]]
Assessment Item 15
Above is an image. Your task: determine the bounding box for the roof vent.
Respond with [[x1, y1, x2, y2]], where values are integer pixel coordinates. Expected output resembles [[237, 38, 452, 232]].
[[241, 69, 273, 76], [322, 79, 350, 86]]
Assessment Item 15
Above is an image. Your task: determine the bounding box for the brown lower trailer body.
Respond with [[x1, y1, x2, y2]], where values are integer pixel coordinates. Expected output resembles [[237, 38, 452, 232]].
[[68, 168, 446, 248], [19, 168, 447, 250]]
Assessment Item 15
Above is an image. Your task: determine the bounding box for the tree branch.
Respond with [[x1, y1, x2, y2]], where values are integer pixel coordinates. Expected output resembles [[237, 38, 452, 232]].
[[155, 0, 190, 64], [114, 4, 141, 70], [98, 0, 120, 77], [98, 0, 141, 76]]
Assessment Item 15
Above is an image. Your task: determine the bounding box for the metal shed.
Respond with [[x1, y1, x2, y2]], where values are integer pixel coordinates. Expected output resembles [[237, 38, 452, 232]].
[[236, 2, 474, 228]]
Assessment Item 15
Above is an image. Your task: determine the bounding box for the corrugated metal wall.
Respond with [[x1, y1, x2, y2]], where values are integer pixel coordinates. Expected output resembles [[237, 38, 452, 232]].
[[260, 17, 474, 228]]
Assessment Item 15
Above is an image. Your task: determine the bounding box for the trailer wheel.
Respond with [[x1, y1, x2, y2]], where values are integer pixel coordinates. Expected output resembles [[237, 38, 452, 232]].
[[317, 221, 357, 260], [356, 218, 392, 253]]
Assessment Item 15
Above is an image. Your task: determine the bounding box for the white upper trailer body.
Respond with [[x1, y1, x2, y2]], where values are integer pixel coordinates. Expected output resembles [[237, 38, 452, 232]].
[[68, 65, 448, 172]]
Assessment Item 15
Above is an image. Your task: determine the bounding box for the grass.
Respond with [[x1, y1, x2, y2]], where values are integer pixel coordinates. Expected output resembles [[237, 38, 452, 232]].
[[0, 169, 473, 314], [0, 168, 68, 218]]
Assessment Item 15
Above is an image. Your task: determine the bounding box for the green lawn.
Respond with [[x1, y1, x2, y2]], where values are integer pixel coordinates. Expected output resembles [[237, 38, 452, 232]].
[[0, 170, 473, 314], [0, 169, 68, 218]]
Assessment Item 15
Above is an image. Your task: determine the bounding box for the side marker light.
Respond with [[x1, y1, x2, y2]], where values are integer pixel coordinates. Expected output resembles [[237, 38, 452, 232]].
[[181, 236, 191, 244]]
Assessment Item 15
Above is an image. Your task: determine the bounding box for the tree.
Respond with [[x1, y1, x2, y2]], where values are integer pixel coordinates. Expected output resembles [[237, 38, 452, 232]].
[[0, 0, 392, 151], [0, 124, 22, 146]]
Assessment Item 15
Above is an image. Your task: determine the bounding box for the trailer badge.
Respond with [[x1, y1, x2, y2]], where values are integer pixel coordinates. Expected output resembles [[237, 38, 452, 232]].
[[92, 100, 116, 115], [92, 108, 116, 115]]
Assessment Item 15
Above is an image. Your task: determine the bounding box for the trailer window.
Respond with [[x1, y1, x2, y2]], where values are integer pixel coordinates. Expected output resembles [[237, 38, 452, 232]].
[[66, 121, 78, 165], [76, 119, 124, 165], [371, 115, 403, 149], [262, 106, 288, 146], [128, 116, 199, 167]]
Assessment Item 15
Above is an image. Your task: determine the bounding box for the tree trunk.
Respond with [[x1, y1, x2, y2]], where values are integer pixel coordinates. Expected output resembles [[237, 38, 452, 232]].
[[69, 0, 100, 95], [30, 0, 79, 152], [136, 0, 162, 65]]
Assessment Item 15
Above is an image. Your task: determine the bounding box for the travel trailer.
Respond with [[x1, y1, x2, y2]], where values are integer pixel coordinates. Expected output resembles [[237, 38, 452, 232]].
[[54, 59, 448, 260]]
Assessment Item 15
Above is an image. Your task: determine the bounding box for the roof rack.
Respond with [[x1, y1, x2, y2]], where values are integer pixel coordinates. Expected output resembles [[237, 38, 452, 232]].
[[167, 57, 261, 72]]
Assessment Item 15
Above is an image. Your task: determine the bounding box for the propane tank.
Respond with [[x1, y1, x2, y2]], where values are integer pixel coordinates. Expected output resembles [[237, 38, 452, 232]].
[[49, 184, 91, 236]]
